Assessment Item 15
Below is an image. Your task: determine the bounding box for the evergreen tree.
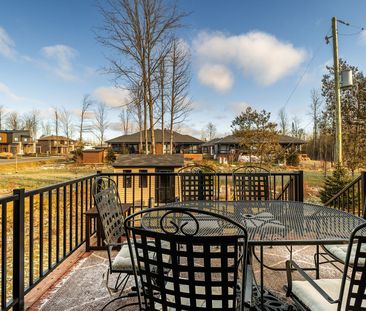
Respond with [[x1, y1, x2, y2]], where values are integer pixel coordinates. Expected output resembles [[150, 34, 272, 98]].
[[319, 164, 352, 204], [105, 148, 116, 164]]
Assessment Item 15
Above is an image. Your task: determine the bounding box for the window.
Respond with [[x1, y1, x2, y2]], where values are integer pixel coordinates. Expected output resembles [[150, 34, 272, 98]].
[[139, 170, 148, 188], [123, 170, 132, 188]]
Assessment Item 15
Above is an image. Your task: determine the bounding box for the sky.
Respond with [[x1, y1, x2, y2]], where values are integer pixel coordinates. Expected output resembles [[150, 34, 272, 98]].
[[0, 0, 366, 141]]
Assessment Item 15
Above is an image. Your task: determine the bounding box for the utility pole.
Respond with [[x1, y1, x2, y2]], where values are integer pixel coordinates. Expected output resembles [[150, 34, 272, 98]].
[[332, 16, 343, 164]]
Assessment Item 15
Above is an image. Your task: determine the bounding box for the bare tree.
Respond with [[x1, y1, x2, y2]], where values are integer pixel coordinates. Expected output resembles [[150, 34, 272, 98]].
[[97, 0, 187, 154], [158, 57, 167, 152], [167, 38, 192, 154], [41, 121, 52, 136], [119, 106, 132, 135], [93, 102, 110, 146], [6, 111, 22, 130], [206, 122, 217, 141], [23, 110, 39, 139], [291, 116, 305, 139], [129, 81, 144, 152], [59, 107, 74, 141], [53, 107, 59, 137], [0, 105, 6, 130], [278, 107, 289, 135], [309, 89, 322, 159], [79, 94, 93, 143]]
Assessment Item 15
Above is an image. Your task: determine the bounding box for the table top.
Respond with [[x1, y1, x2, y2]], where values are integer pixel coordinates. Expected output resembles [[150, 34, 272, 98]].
[[141, 200, 365, 246]]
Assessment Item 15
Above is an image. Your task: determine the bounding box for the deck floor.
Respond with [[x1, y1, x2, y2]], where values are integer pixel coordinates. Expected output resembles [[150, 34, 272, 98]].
[[35, 245, 343, 311]]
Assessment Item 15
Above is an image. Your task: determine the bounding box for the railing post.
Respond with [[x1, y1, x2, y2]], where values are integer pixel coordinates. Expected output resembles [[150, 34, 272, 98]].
[[297, 171, 304, 202], [198, 172, 204, 201], [13, 188, 25, 311], [361, 171, 366, 218]]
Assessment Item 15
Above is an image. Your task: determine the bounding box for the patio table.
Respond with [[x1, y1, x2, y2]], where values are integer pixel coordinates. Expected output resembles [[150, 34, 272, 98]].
[[140, 200, 366, 310]]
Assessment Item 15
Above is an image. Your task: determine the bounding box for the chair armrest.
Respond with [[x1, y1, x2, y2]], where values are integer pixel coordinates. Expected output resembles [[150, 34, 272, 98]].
[[286, 260, 339, 304]]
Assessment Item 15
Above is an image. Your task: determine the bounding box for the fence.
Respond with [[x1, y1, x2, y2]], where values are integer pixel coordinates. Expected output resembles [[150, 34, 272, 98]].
[[0, 170, 303, 310], [324, 171, 366, 217]]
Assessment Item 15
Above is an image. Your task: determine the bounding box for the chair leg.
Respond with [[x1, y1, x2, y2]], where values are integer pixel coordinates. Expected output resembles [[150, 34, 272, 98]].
[[118, 274, 130, 297]]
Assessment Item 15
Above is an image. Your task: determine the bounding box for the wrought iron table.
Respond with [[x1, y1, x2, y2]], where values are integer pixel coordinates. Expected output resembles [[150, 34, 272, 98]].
[[140, 200, 366, 310]]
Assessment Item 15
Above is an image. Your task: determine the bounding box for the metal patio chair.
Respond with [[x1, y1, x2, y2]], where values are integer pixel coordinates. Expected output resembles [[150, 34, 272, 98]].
[[232, 165, 271, 201], [177, 164, 216, 201], [124, 206, 249, 310], [315, 201, 366, 277], [92, 176, 135, 298], [285, 222, 366, 311]]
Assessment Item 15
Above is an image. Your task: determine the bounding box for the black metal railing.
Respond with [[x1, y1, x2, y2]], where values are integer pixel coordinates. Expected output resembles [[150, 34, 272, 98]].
[[0, 174, 98, 311], [324, 171, 366, 217], [0, 170, 303, 310]]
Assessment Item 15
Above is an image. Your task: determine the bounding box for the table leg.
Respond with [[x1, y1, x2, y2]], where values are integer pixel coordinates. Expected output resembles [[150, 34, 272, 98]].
[[260, 245, 264, 309]]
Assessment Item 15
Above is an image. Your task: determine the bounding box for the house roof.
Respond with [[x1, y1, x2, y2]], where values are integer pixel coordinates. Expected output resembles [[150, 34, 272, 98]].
[[107, 129, 203, 144], [113, 154, 184, 168], [204, 134, 306, 146], [38, 135, 75, 142]]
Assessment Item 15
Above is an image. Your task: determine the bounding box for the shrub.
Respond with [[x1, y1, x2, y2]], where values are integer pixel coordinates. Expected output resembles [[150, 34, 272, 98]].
[[286, 152, 300, 167], [106, 148, 116, 163], [319, 164, 352, 204]]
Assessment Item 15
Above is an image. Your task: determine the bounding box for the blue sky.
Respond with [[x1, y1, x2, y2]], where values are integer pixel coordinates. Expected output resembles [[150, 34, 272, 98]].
[[0, 0, 366, 141]]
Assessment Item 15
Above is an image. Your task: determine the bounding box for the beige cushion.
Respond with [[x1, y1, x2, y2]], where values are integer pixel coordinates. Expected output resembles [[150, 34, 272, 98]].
[[323, 244, 366, 266], [112, 244, 134, 270], [292, 278, 366, 311], [112, 241, 171, 270]]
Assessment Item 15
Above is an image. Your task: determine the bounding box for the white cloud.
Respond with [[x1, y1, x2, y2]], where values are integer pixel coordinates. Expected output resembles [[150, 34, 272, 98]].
[[41, 45, 78, 81], [0, 27, 17, 60], [229, 101, 250, 116], [194, 31, 306, 87], [0, 82, 44, 106], [198, 64, 234, 92], [92, 86, 130, 108], [0, 82, 25, 101]]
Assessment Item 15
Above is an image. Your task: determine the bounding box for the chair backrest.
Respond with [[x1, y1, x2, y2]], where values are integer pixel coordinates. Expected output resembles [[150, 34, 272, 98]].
[[340, 222, 366, 310], [124, 207, 248, 311], [92, 176, 125, 245], [178, 165, 216, 201], [232, 165, 270, 201]]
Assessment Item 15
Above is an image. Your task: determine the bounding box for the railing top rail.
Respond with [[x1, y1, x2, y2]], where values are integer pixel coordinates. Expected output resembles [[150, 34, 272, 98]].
[[25, 173, 99, 196], [100, 171, 302, 177], [324, 174, 362, 206], [0, 193, 18, 204]]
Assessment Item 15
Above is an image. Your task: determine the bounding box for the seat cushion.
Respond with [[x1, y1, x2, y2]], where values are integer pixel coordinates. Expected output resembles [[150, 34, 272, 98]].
[[112, 244, 134, 270], [292, 278, 366, 311], [323, 243, 366, 266], [112, 241, 171, 271]]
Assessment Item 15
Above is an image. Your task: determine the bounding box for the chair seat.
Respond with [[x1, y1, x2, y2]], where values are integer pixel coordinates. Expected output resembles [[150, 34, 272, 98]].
[[292, 279, 348, 311], [292, 278, 366, 311], [112, 244, 134, 270], [112, 241, 171, 271], [323, 243, 366, 266]]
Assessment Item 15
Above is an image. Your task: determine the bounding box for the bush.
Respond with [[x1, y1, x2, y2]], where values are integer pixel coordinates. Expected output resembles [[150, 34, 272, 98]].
[[319, 164, 352, 204], [0, 152, 13, 159], [106, 148, 116, 163], [286, 152, 300, 167]]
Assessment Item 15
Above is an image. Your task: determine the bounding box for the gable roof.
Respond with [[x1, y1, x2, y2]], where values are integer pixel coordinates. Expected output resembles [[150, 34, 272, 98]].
[[204, 134, 306, 146], [107, 129, 203, 144], [113, 154, 184, 168], [38, 135, 75, 142]]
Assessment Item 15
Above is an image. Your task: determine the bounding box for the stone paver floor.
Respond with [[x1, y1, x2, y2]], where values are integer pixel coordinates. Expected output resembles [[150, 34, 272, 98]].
[[36, 245, 343, 311]]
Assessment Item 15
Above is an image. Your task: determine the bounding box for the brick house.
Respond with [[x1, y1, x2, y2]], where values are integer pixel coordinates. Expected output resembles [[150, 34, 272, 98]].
[[0, 130, 35, 155], [37, 135, 76, 155]]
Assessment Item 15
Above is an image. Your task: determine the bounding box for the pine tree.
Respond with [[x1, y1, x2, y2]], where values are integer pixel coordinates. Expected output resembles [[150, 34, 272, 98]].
[[105, 148, 116, 164], [319, 164, 352, 204]]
